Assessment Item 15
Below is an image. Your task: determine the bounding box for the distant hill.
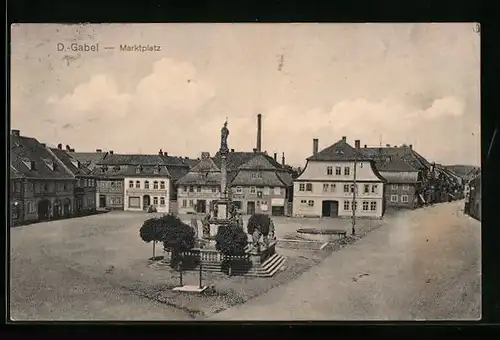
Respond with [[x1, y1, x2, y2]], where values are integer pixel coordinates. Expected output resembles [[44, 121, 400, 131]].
[[445, 165, 480, 178]]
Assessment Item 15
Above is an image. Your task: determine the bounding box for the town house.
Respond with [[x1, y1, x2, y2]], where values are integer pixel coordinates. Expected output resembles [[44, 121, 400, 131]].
[[293, 137, 386, 218], [10, 130, 75, 223], [49, 145, 98, 215]]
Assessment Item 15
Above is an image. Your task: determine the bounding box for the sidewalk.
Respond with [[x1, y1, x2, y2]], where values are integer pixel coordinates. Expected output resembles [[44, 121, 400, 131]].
[[209, 201, 481, 320]]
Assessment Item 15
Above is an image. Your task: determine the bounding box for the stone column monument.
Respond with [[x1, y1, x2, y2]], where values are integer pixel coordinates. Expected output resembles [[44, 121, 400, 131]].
[[216, 120, 231, 221]]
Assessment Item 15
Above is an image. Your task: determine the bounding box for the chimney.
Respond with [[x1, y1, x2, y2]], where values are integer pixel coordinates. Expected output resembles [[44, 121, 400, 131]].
[[298, 167, 302, 173], [313, 138, 319, 155], [409, 144, 413, 150], [58, 143, 63, 150], [109, 150, 114, 155], [274, 153, 277, 162], [342, 136, 347, 142], [230, 148, 235, 152], [281, 152, 285, 166], [158, 149, 163, 156], [253, 148, 258, 153], [41, 143, 46, 147], [256, 114, 262, 152], [386, 144, 391, 147], [70, 148, 75, 152], [164, 152, 168, 156], [96, 149, 102, 153], [364, 144, 367, 148], [355, 140, 360, 149], [66, 145, 71, 151], [11, 129, 20, 136]]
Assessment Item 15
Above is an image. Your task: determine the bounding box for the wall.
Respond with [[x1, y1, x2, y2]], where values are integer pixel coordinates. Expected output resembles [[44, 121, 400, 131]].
[[230, 185, 287, 215], [124, 177, 170, 213], [177, 185, 220, 214], [297, 160, 382, 182], [23, 179, 75, 221], [96, 179, 124, 210], [384, 183, 417, 209]]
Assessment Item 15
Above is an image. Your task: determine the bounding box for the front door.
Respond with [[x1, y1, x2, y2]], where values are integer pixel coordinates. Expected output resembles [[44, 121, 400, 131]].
[[330, 201, 339, 217], [38, 200, 50, 220], [247, 201, 255, 215], [196, 200, 206, 213], [99, 195, 106, 208], [143, 195, 151, 210]]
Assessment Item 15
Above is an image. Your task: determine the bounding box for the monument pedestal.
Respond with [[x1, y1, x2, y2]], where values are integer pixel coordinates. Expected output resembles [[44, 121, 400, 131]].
[[248, 241, 277, 266]]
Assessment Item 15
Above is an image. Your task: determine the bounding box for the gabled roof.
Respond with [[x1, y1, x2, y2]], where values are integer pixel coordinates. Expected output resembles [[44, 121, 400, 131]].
[[10, 166, 24, 179], [359, 146, 431, 172], [177, 172, 222, 186], [10, 135, 74, 179], [307, 139, 369, 161], [90, 164, 172, 179], [378, 170, 419, 184], [68, 151, 107, 170], [213, 151, 257, 171], [231, 170, 289, 187], [99, 154, 188, 166], [190, 156, 220, 172], [50, 148, 92, 176], [239, 153, 277, 170]]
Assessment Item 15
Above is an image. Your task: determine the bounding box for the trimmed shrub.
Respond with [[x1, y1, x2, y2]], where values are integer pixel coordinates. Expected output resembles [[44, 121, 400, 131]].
[[216, 222, 249, 276], [139, 217, 167, 260], [161, 215, 196, 269], [247, 213, 271, 236]]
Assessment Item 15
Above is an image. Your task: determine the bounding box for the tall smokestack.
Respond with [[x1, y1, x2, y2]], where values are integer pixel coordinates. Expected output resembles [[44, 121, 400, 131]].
[[257, 114, 262, 152], [281, 152, 285, 166], [313, 138, 319, 155]]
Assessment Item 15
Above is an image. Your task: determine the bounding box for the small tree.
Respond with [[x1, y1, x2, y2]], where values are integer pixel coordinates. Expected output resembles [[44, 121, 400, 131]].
[[215, 222, 248, 276], [139, 217, 166, 260], [162, 214, 196, 284], [247, 213, 271, 236]]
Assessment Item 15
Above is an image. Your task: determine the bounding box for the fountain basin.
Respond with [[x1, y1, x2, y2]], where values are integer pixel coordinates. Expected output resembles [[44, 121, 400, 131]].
[[296, 228, 347, 242]]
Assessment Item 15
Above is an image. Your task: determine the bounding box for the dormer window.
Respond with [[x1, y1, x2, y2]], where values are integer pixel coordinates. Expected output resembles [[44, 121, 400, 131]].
[[71, 159, 80, 169], [22, 158, 35, 170], [335, 149, 344, 155], [42, 158, 55, 171], [113, 165, 120, 172], [386, 156, 392, 162], [153, 166, 160, 175], [250, 172, 262, 179], [136, 166, 142, 174]]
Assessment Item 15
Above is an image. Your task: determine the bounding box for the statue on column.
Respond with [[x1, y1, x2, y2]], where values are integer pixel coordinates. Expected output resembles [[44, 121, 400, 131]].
[[220, 121, 229, 154], [201, 213, 211, 239]]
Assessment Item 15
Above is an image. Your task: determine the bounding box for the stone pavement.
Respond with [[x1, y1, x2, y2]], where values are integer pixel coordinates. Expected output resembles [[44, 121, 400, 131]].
[[210, 201, 481, 320]]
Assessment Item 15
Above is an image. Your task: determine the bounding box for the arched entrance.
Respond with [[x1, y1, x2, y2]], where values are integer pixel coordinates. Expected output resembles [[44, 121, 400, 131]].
[[322, 200, 339, 217], [38, 200, 51, 221], [63, 198, 72, 217], [53, 199, 62, 219], [143, 195, 151, 211]]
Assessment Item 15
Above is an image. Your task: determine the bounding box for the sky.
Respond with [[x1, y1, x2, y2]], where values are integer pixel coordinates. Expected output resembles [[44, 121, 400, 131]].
[[11, 23, 481, 167]]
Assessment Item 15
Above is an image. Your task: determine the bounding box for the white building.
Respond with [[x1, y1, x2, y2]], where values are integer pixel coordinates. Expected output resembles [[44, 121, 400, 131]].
[[124, 173, 171, 213], [293, 137, 386, 218]]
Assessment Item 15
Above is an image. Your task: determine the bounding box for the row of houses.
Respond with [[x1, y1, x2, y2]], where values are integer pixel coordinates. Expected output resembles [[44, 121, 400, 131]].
[[10, 118, 468, 224]]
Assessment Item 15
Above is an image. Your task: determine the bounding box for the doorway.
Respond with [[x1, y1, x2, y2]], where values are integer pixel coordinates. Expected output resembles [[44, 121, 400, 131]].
[[63, 198, 72, 217], [99, 195, 106, 208], [143, 195, 151, 210], [196, 199, 207, 213], [38, 200, 51, 220], [53, 199, 62, 219], [322, 200, 339, 217], [247, 201, 256, 215]]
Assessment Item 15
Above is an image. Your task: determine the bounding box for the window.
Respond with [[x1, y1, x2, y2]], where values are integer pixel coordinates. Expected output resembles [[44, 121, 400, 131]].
[[111, 181, 116, 189], [299, 183, 305, 191], [188, 200, 194, 207], [183, 186, 187, 192], [84, 179, 89, 187], [153, 181, 158, 189], [115, 196, 122, 204], [330, 184, 336, 192], [343, 201, 350, 211], [189, 186, 194, 192], [129, 197, 140, 208], [144, 181, 149, 189], [327, 166, 333, 175], [344, 184, 350, 193], [116, 181, 122, 189], [402, 184, 410, 191], [135, 166, 141, 174], [344, 167, 350, 176], [371, 185, 378, 194], [250, 186, 256, 194], [351, 184, 356, 193], [370, 201, 377, 211], [256, 200, 260, 206], [160, 181, 165, 189], [160, 197, 165, 206], [264, 187, 270, 195], [211, 187, 217, 193], [390, 195, 398, 202], [274, 187, 281, 195], [307, 200, 314, 207], [364, 184, 369, 194], [305, 183, 313, 192], [153, 197, 158, 205], [135, 181, 140, 188], [251, 172, 262, 179], [362, 201, 369, 211], [335, 166, 341, 175], [153, 167, 159, 175], [197, 186, 201, 192], [323, 184, 329, 192], [391, 184, 398, 191], [401, 195, 409, 203], [43, 184, 48, 192], [300, 199, 307, 205], [236, 186, 243, 194], [182, 199, 187, 208]]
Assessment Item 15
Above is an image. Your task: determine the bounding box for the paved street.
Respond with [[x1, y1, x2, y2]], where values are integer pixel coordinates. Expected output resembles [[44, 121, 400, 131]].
[[211, 201, 481, 320]]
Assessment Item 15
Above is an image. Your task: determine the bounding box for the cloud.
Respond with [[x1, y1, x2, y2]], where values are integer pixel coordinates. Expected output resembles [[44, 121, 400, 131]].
[[45, 58, 215, 126]]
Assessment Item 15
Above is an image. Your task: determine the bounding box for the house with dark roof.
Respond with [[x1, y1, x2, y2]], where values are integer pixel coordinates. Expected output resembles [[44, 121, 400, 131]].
[[293, 137, 386, 218], [91, 150, 190, 212], [177, 149, 293, 215], [49, 146, 98, 215], [10, 130, 76, 224]]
